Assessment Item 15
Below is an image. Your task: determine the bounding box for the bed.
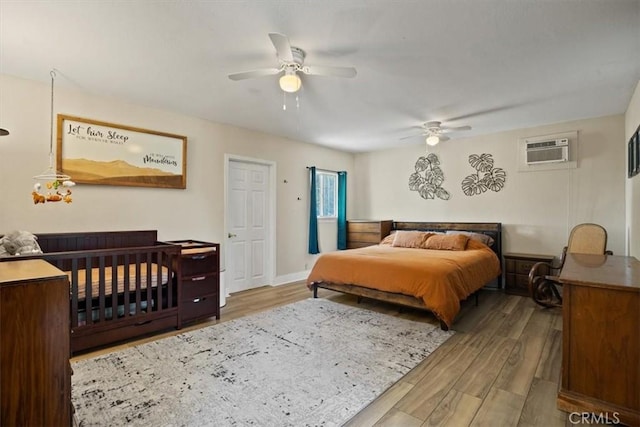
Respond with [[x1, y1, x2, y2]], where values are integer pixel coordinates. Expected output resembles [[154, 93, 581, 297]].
[[0, 230, 181, 353], [307, 222, 502, 330]]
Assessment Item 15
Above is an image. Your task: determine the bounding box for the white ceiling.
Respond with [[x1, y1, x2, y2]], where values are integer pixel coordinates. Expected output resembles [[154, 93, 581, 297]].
[[1, 1, 639, 152]]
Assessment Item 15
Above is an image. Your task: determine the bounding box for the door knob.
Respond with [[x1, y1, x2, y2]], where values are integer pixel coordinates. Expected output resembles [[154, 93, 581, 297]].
[[228, 232, 237, 238]]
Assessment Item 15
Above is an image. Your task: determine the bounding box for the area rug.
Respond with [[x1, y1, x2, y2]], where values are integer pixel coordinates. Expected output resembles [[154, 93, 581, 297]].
[[72, 298, 453, 426]]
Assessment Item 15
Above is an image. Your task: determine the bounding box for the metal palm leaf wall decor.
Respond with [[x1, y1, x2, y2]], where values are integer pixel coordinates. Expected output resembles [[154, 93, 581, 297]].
[[409, 153, 451, 200], [461, 153, 506, 196]]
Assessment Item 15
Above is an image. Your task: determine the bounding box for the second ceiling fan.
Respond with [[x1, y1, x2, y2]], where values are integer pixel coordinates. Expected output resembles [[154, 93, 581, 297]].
[[401, 121, 472, 146], [228, 33, 357, 93]]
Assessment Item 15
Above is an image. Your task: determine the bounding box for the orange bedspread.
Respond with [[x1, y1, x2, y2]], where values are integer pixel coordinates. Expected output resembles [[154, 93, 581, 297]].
[[306, 239, 500, 328]]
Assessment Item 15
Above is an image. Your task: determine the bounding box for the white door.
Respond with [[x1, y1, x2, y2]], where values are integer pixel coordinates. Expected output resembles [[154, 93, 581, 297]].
[[226, 160, 270, 293]]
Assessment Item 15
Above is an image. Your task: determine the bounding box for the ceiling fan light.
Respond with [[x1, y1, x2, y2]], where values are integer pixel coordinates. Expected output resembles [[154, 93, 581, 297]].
[[279, 73, 302, 93], [426, 135, 440, 146]]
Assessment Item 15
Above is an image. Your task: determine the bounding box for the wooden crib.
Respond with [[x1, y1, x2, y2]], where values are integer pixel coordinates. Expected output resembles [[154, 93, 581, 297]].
[[0, 230, 182, 353]]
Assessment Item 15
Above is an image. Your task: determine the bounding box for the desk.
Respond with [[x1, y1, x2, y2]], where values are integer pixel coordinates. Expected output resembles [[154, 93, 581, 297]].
[[558, 254, 639, 426]]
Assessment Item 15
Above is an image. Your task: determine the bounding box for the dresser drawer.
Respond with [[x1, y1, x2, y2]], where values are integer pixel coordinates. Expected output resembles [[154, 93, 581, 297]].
[[516, 259, 551, 276], [504, 254, 555, 276], [181, 250, 218, 276], [181, 294, 219, 322], [514, 274, 530, 292], [347, 232, 384, 244], [505, 258, 516, 273], [348, 222, 384, 233], [515, 259, 538, 275], [504, 273, 530, 296], [182, 273, 218, 300]]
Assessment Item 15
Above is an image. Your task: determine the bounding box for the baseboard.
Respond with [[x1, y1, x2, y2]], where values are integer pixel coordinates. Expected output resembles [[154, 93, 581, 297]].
[[272, 270, 310, 286]]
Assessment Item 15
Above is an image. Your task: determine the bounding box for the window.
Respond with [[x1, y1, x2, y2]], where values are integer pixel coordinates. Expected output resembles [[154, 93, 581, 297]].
[[316, 171, 337, 219]]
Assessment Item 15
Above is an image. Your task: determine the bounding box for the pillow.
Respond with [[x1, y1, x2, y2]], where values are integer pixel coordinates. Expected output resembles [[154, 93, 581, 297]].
[[424, 234, 469, 251], [445, 230, 494, 247], [391, 230, 433, 248], [379, 233, 396, 245]]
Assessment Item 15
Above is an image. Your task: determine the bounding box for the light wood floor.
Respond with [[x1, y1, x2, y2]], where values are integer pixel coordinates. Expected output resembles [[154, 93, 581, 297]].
[[72, 282, 569, 426]]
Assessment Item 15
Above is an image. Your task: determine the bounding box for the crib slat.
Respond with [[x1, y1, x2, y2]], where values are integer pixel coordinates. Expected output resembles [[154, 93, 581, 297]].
[[85, 257, 92, 325], [156, 251, 163, 312], [146, 253, 152, 313], [123, 254, 130, 319], [135, 253, 142, 316], [71, 258, 79, 328], [111, 254, 118, 321], [98, 256, 106, 322]]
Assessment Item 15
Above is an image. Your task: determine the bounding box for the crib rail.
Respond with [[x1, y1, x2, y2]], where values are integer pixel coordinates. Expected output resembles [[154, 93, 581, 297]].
[[34, 243, 181, 352], [0, 232, 183, 353]]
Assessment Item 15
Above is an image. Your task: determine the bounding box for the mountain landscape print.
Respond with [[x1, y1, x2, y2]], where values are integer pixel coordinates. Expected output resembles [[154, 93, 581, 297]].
[[62, 158, 185, 188]]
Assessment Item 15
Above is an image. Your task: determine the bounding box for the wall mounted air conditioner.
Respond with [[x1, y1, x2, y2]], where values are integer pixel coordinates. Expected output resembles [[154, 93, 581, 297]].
[[526, 138, 569, 164]]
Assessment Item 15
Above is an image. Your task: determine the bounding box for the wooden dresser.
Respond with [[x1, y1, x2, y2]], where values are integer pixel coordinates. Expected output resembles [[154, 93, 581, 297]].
[[503, 252, 555, 296], [169, 240, 220, 324], [0, 259, 71, 427], [558, 253, 639, 426], [346, 220, 393, 249]]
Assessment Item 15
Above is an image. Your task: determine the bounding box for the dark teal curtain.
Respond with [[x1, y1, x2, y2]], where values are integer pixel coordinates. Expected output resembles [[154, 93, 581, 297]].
[[337, 171, 347, 250], [308, 167, 319, 254]]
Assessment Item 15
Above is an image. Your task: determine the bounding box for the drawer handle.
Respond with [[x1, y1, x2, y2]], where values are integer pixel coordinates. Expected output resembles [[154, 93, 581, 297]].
[[191, 276, 206, 281], [191, 255, 207, 260], [193, 297, 206, 303]]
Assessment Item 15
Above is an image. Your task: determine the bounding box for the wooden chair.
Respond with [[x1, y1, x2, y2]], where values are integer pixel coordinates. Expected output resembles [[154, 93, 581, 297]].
[[528, 223, 611, 308]]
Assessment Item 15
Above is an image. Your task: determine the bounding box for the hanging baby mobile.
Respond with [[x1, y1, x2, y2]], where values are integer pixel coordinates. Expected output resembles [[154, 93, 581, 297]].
[[409, 153, 450, 200], [461, 153, 506, 196], [32, 69, 76, 204]]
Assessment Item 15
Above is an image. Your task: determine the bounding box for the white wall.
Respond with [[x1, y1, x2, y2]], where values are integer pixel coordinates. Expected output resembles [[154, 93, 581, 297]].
[[0, 74, 355, 281], [353, 115, 626, 258], [625, 80, 640, 258]]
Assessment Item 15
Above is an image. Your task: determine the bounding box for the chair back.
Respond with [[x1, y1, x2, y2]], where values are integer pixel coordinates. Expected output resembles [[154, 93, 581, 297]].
[[567, 223, 608, 255]]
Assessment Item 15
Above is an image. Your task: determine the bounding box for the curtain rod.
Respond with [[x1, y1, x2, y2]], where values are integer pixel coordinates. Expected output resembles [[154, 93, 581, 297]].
[[306, 166, 342, 173]]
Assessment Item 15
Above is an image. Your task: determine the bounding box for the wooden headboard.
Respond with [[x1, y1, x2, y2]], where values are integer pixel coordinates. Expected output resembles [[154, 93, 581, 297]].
[[393, 221, 503, 266]]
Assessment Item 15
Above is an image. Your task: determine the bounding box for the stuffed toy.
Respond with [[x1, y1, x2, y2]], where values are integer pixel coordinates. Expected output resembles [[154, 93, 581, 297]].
[[32, 182, 73, 204], [46, 192, 63, 202], [32, 191, 46, 204], [0, 230, 43, 257]]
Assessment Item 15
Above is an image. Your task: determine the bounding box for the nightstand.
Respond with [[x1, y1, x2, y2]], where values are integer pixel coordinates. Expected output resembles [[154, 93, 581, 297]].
[[503, 252, 555, 296], [169, 240, 220, 324]]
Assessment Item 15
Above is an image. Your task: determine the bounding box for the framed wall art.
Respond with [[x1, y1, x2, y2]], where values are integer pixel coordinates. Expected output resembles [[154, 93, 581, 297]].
[[57, 115, 187, 189], [629, 124, 639, 179]]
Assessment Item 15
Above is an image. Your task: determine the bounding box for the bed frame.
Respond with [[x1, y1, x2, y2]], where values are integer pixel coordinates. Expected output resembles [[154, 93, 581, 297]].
[[311, 221, 502, 330], [0, 230, 182, 353]]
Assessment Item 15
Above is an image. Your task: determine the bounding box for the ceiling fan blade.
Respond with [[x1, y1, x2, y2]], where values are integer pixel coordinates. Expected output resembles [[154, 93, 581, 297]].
[[439, 135, 451, 142], [228, 68, 281, 81], [268, 33, 294, 62], [302, 65, 357, 78], [400, 133, 425, 140], [440, 125, 472, 133]]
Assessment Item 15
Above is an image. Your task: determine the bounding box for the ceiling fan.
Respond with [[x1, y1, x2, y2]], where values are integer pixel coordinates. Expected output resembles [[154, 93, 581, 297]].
[[401, 121, 472, 146], [228, 33, 357, 93]]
